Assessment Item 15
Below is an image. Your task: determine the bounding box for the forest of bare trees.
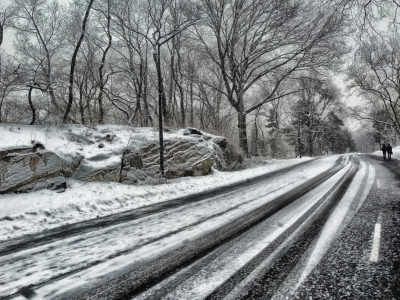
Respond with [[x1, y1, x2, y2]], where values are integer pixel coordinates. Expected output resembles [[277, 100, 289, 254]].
[[1, 0, 399, 157]]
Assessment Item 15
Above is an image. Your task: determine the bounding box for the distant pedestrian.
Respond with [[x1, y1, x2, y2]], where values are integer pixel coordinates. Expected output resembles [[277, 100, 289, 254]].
[[387, 143, 393, 160], [382, 143, 387, 160]]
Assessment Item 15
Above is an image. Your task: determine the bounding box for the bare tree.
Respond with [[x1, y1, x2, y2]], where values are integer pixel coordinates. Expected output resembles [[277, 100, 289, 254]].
[[13, 0, 64, 120], [147, 0, 202, 124], [0, 2, 17, 72], [348, 32, 400, 134], [111, 0, 154, 126], [90, 0, 113, 124], [63, 0, 96, 124], [331, 0, 400, 31], [198, 0, 347, 156], [0, 55, 20, 123]]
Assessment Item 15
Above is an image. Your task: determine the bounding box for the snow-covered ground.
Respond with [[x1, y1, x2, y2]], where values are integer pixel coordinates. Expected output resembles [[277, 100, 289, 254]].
[[0, 124, 311, 241]]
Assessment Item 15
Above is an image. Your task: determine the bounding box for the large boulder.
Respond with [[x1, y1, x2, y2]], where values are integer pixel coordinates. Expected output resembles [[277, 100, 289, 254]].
[[163, 138, 214, 178], [0, 148, 64, 194], [122, 137, 215, 180], [0, 128, 243, 192]]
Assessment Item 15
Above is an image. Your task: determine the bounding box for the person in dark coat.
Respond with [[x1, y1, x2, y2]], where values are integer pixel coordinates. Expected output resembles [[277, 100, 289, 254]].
[[387, 143, 393, 160], [382, 143, 387, 160]]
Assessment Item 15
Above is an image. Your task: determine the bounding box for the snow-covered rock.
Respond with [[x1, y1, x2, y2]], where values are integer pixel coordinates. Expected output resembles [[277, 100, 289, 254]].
[[0, 125, 243, 192], [0, 148, 64, 194], [121, 137, 215, 181]]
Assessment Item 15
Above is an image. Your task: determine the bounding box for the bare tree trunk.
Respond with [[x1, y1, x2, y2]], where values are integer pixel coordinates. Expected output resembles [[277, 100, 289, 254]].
[[63, 0, 95, 124], [237, 111, 249, 157], [79, 83, 85, 124], [171, 48, 185, 127], [0, 99, 3, 123], [0, 23, 3, 46], [97, 0, 112, 124], [28, 86, 36, 125], [190, 80, 193, 126], [143, 58, 152, 126], [178, 79, 185, 127], [167, 54, 175, 125], [298, 121, 302, 158], [308, 130, 314, 156], [0, 23, 3, 74]]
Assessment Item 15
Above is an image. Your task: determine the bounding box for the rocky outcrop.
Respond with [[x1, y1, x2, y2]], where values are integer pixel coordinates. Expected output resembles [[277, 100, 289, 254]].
[[0, 146, 32, 159], [0, 129, 243, 193], [121, 137, 215, 181], [0, 148, 64, 194]]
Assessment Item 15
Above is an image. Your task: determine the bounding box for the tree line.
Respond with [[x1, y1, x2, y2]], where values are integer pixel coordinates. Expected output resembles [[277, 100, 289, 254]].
[[2, 0, 391, 157]]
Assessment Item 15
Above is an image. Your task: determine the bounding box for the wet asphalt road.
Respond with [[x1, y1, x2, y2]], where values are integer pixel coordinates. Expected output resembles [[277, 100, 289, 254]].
[[288, 154, 400, 300]]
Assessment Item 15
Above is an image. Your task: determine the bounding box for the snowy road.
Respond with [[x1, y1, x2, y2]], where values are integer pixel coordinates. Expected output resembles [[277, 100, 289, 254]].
[[1, 154, 389, 300]]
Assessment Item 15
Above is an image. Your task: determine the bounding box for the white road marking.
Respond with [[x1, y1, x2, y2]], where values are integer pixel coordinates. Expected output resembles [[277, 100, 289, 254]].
[[370, 214, 382, 263], [376, 179, 381, 188]]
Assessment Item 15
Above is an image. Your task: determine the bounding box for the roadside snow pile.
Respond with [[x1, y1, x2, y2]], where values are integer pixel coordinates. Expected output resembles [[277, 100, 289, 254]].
[[0, 154, 310, 241], [372, 145, 400, 160]]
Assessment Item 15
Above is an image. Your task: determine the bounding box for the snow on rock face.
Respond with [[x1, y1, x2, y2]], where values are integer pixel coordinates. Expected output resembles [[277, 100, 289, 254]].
[[122, 137, 215, 180], [164, 138, 214, 178], [75, 166, 121, 182], [0, 149, 64, 194], [0, 125, 243, 192]]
